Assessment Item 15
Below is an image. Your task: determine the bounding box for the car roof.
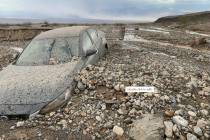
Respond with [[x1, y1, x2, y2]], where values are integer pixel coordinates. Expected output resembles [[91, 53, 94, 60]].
[[34, 26, 90, 40]]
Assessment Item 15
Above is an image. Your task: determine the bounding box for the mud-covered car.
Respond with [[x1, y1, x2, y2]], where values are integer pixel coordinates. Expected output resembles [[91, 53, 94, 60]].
[[0, 26, 108, 116]]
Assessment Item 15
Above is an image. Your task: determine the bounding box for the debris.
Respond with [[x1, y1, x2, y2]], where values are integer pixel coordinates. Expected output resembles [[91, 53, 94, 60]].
[[172, 116, 188, 127], [113, 126, 124, 136], [164, 121, 173, 138]]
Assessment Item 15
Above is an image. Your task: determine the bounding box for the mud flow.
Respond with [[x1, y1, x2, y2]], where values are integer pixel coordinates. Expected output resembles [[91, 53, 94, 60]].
[[0, 24, 210, 140]]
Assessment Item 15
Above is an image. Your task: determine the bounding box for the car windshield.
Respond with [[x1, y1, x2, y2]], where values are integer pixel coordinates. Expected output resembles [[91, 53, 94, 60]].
[[16, 37, 79, 66]]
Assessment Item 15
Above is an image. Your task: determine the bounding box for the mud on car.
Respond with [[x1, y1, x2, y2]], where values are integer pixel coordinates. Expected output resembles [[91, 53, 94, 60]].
[[0, 26, 108, 116]]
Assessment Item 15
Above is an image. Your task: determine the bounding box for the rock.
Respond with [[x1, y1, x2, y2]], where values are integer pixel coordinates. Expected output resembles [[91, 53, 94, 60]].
[[104, 121, 113, 129], [77, 81, 86, 91], [164, 121, 173, 138], [120, 84, 125, 91], [187, 133, 198, 140], [195, 55, 204, 61], [49, 112, 55, 117], [96, 116, 102, 122], [74, 88, 80, 94], [38, 133, 42, 137], [196, 119, 207, 128], [200, 109, 208, 116], [203, 86, 210, 92], [184, 93, 192, 97], [165, 110, 174, 117], [80, 111, 87, 117], [16, 121, 24, 127], [124, 117, 132, 124], [191, 38, 207, 47], [10, 126, 15, 130], [144, 92, 154, 97], [117, 108, 127, 115], [175, 109, 184, 116], [113, 126, 124, 136], [101, 104, 106, 110], [188, 111, 196, 117], [161, 70, 170, 76], [193, 126, 203, 136], [129, 114, 164, 140], [57, 120, 68, 129], [172, 124, 179, 135], [186, 77, 198, 89], [204, 133, 210, 139], [114, 84, 120, 91], [160, 95, 170, 101], [129, 108, 137, 115], [172, 116, 188, 127]]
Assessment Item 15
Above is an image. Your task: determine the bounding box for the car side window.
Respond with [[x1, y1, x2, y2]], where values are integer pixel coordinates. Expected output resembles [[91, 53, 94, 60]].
[[87, 29, 97, 42], [82, 32, 93, 52], [66, 37, 79, 56], [51, 39, 72, 63]]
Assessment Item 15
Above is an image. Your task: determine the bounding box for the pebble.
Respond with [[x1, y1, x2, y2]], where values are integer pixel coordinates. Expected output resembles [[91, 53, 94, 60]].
[[196, 119, 207, 128], [186, 133, 198, 140], [200, 109, 208, 116], [113, 126, 124, 136], [164, 121, 173, 137], [58, 120, 68, 129], [174, 109, 184, 116], [77, 81, 86, 91], [172, 116, 188, 127], [16, 121, 25, 127], [117, 108, 127, 115], [119, 84, 125, 91], [193, 126, 203, 136], [114, 84, 120, 91], [10, 126, 15, 130], [165, 110, 174, 117], [96, 116, 102, 122], [188, 111, 196, 117]]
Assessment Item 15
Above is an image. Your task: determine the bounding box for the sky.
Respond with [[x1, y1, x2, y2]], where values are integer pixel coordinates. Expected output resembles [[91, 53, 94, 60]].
[[0, 0, 210, 21]]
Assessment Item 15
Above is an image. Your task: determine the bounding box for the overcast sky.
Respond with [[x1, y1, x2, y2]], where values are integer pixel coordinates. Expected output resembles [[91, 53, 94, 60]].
[[0, 0, 210, 21]]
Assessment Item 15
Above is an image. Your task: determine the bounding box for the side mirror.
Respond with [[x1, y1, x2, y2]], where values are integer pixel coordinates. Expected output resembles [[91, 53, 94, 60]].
[[85, 48, 97, 57]]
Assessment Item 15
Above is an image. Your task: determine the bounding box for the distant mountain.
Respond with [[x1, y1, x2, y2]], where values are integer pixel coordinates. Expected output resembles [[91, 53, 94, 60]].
[[155, 11, 210, 24], [0, 17, 140, 24], [0, 18, 44, 24]]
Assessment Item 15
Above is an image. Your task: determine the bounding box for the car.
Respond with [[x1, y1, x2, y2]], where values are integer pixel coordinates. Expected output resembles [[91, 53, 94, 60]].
[[0, 26, 108, 116]]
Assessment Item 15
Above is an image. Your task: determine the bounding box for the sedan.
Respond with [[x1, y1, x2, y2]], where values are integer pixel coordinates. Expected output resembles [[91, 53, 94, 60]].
[[0, 26, 108, 116]]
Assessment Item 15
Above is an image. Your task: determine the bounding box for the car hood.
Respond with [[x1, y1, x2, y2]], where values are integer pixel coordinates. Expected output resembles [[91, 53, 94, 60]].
[[0, 60, 80, 105]]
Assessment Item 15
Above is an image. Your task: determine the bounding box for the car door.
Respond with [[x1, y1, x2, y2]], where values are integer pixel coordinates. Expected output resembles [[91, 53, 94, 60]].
[[81, 31, 100, 65]]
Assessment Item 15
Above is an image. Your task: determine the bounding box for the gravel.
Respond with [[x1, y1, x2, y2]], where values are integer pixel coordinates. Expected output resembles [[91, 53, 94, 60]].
[[0, 25, 210, 139]]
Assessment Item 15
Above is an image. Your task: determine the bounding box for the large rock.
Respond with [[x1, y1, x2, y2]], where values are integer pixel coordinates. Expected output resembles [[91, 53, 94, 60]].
[[16, 121, 25, 127], [113, 126, 124, 136], [172, 116, 188, 127], [129, 114, 164, 140], [196, 119, 208, 128], [193, 126, 203, 136], [77, 81, 86, 91], [164, 121, 173, 138], [187, 133, 198, 140]]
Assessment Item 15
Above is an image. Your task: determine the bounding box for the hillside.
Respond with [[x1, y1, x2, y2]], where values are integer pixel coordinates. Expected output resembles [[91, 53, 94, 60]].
[[155, 11, 210, 24]]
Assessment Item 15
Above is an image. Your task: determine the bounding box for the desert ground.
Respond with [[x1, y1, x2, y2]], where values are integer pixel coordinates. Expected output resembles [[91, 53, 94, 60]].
[[0, 23, 210, 140]]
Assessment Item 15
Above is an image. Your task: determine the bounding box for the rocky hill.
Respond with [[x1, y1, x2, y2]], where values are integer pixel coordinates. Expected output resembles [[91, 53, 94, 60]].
[[155, 11, 210, 24]]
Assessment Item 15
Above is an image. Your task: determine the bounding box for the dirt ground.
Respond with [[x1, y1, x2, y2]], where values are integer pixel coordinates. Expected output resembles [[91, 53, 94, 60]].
[[0, 23, 210, 140]]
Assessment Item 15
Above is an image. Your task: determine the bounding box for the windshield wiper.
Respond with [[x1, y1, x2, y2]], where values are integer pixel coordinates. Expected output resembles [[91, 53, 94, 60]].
[[49, 39, 56, 59]]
